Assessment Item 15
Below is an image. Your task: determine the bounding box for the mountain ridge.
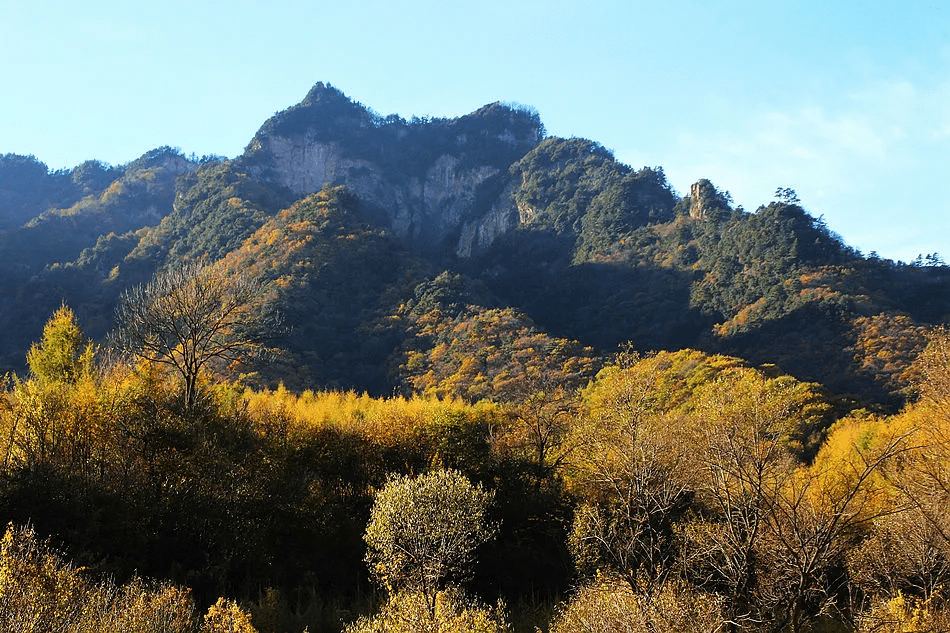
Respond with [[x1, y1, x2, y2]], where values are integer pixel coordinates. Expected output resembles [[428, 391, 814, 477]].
[[240, 82, 544, 255], [1, 82, 947, 409]]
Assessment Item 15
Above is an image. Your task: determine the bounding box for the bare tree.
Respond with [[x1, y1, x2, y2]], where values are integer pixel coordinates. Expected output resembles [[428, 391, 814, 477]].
[[697, 429, 908, 633], [112, 261, 277, 409], [503, 377, 581, 492], [848, 502, 950, 603], [683, 414, 796, 631], [568, 437, 694, 593], [567, 359, 695, 593], [759, 450, 893, 632], [853, 331, 950, 608], [672, 365, 911, 633]]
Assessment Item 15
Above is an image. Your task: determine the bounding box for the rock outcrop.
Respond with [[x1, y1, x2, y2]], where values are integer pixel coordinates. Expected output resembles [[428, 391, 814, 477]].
[[688, 179, 731, 221], [241, 83, 541, 255]]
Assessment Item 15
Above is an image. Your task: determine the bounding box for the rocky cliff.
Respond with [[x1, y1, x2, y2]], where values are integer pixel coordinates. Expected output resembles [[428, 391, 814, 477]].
[[240, 83, 542, 255]]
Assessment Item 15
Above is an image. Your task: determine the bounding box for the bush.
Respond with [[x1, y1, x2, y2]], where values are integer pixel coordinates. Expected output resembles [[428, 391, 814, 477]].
[[344, 589, 508, 633], [550, 578, 724, 633], [0, 522, 263, 633], [0, 523, 94, 632], [856, 593, 950, 633], [201, 598, 258, 633]]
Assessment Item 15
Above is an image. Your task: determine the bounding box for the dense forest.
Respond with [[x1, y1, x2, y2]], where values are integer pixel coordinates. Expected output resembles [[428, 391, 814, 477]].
[[1, 82, 950, 631]]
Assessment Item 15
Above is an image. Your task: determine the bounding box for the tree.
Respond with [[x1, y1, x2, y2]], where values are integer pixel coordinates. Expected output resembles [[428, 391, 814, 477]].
[[363, 469, 496, 613], [567, 352, 704, 593], [566, 424, 693, 594], [850, 329, 950, 606], [112, 261, 277, 409], [753, 450, 897, 633], [682, 379, 799, 630], [5, 306, 100, 474], [681, 368, 900, 632], [26, 304, 94, 385], [775, 187, 801, 205]]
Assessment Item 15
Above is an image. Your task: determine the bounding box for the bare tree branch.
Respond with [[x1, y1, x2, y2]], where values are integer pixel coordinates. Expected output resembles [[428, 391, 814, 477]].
[[112, 261, 279, 409]]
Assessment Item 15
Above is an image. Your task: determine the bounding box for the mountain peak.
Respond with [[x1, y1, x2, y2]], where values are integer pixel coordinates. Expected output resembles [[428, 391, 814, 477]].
[[298, 81, 351, 108], [249, 83, 373, 144]]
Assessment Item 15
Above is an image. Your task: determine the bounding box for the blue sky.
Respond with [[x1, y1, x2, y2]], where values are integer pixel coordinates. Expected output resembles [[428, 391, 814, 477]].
[[2, 1, 948, 262]]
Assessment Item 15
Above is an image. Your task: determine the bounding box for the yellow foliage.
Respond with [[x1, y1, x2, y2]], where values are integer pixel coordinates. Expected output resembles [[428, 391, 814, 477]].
[[573, 349, 829, 488], [242, 386, 498, 458], [201, 597, 258, 633], [2, 365, 117, 477], [97, 579, 195, 633], [399, 306, 598, 403], [344, 589, 509, 633], [857, 593, 950, 633], [26, 304, 95, 385], [0, 523, 197, 633], [0, 523, 91, 632], [550, 579, 724, 633], [582, 349, 744, 423], [814, 412, 894, 468], [101, 180, 126, 204], [264, 229, 282, 247], [847, 314, 929, 393], [689, 366, 831, 458]]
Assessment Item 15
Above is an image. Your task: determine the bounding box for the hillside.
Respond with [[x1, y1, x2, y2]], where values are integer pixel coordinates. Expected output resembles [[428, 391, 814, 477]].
[[1, 82, 948, 408]]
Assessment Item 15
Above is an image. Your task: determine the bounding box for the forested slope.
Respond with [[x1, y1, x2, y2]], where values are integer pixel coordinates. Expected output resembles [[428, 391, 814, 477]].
[[1, 82, 947, 408]]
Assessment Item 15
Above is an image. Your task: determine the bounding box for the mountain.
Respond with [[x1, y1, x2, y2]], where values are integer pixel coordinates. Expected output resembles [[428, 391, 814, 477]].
[[1, 82, 947, 409], [242, 82, 542, 256]]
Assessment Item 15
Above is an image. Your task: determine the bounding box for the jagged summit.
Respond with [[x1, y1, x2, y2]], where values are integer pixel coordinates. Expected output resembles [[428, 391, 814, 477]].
[[298, 81, 345, 106], [239, 83, 546, 253], [244, 82, 375, 148], [245, 83, 543, 155]]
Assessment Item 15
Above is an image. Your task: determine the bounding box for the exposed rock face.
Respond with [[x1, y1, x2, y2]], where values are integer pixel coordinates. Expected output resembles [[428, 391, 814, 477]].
[[688, 179, 730, 221], [242, 83, 542, 256], [417, 154, 501, 245], [256, 136, 352, 195], [145, 153, 196, 176], [250, 134, 513, 251], [457, 179, 522, 258], [689, 181, 712, 220]]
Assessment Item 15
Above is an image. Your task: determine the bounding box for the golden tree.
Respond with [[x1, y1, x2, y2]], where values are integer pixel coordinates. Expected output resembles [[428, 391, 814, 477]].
[[363, 469, 496, 613]]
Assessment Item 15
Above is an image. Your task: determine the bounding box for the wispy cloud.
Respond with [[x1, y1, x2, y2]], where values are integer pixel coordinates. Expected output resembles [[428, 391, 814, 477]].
[[623, 76, 950, 262]]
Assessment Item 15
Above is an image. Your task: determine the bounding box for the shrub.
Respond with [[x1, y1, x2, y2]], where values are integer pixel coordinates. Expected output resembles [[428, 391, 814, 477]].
[[856, 593, 950, 633], [344, 589, 508, 633], [550, 578, 724, 633], [201, 598, 258, 633]]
